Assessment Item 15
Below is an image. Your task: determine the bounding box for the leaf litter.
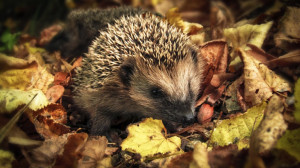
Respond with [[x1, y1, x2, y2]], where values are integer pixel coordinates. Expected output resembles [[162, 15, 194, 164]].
[[0, 0, 299, 167]]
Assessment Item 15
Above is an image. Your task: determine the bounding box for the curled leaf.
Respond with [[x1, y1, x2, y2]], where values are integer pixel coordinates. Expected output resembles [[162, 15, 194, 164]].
[[240, 49, 291, 106]]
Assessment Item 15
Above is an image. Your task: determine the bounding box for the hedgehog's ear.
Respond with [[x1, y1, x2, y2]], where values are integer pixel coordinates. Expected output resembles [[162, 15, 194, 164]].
[[119, 57, 136, 86]]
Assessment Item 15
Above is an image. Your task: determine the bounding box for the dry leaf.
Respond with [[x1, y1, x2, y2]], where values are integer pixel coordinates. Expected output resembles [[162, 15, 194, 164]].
[[54, 133, 88, 167], [225, 21, 273, 52], [210, 102, 266, 148], [0, 54, 54, 93], [54, 72, 70, 86], [38, 24, 63, 46], [274, 7, 300, 51], [208, 145, 240, 168], [27, 104, 70, 138], [246, 44, 276, 63], [264, 50, 300, 68], [189, 142, 210, 168], [121, 118, 183, 161], [240, 49, 291, 106], [225, 76, 244, 113], [195, 40, 230, 107], [0, 89, 49, 113], [224, 21, 273, 71], [0, 53, 33, 70], [46, 85, 65, 103], [77, 136, 117, 168], [210, 1, 235, 39], [0, 62, 38, 90], [251, 95, 287, 154], [200, 40, 229, 73], [25, 133, 73, 167]]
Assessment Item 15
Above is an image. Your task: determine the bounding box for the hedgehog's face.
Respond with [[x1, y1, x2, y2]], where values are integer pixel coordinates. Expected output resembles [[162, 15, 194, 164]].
[[119, 48, 203, 125]]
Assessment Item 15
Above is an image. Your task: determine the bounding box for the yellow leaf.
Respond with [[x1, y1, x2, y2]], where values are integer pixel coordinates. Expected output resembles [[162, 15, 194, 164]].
[[121, 118, 183, 161], [0, 149, 15, 168], [276, 129, 300, 161], [224, 22, 273, 70], [151, 0, 163, 6], [210, 102, 266, 147], [0, 89, 49, 113], [25, 43, 46, 54], [295, 79, 300, 123], [236, 138, 250, 150], [0, 62, 38, 90], [0, 57, 54, 92], [224, 21, 273, 52]]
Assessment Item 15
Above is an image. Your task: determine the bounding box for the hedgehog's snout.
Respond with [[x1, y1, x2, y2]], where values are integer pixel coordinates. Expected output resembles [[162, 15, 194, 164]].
[[180, 109, 196, 126], [183, 112, 195, 123]]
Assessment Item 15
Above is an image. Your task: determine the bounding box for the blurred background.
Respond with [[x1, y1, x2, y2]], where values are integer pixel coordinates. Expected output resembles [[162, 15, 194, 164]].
[[0, 0, 299, 54]]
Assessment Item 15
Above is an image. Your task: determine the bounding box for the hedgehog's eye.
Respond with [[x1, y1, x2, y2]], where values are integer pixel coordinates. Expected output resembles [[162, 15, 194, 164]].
[[150, 87, 164, 98]]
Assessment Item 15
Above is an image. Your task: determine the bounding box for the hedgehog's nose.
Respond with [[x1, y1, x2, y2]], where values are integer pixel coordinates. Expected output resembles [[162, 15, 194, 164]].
[[183, 112, 195, 125]]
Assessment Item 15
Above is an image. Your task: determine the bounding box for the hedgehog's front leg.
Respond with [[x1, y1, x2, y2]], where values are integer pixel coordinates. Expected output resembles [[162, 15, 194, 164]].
[[89, 110, 112, 135]]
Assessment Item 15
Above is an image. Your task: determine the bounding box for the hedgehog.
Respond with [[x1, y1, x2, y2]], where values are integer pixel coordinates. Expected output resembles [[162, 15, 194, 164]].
[[63, 7, 205, 135]]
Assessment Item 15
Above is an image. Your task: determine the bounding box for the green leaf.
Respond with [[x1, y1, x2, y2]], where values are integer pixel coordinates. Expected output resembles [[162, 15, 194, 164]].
[[0, 30, 21, 52]]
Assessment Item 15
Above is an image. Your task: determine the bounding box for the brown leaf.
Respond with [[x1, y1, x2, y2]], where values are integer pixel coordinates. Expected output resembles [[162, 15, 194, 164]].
[[175, 123, 212, 140], [200, 40, 229, 73], [55, 133, 88, 168], [72, 57, 83, 70], [77, 136, 117, 168], [239, 49, 292, 106], [264, 50, 300, 68], [246, 44, 276, 63], [54, 72, 71, 86], [38, 25, 63, 46], [165, 152, 193, 168], [208, 145, 244, 168], [27, 104, 70, 138], [25, 133, 75, 167], [210, 73, 236, 88], [274, 7, 300, 51], [210, 1, 235, 39], [46, 85, 65, 103], [196, 80, 228, 107]]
